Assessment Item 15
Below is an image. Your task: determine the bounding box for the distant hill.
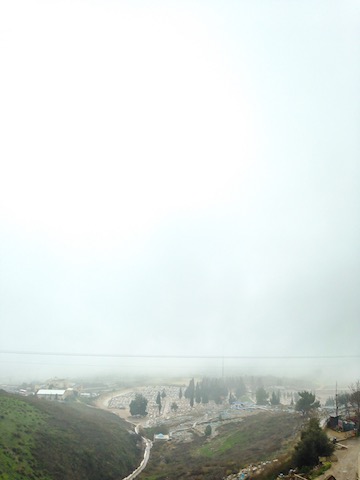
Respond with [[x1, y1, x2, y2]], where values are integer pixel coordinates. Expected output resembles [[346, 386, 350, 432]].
[[0, 390, 142, 480]]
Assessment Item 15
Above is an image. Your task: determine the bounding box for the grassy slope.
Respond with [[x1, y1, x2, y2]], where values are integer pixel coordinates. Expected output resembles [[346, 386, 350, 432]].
[[0, 391, 142, 480], [140, 411, 303, 480]]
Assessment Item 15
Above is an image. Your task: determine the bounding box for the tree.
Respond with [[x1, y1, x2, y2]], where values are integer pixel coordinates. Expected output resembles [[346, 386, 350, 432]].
[[195, 382, 202, 404], [185, 378, 195, 407], [256, 387, 268, 405], [292, 418, 334, 469], [295, 391, 320, 415], [171, 402, 178, 412], [179, 387, 183, 399], [185, 378, 195, 399], [270, 390, 281, 406], [234, 377, 246, 398], [201, 390, 209, 404], [129, 393, 148, 416], [338, 392, 350, 406], [205, 424, 212, 436], [349, 380, 360, 431], [156, 391, 162, 413]]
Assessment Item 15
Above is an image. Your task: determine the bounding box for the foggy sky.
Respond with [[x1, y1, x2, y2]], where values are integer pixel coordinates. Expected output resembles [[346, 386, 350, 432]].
[[1, 0, 359, 383]]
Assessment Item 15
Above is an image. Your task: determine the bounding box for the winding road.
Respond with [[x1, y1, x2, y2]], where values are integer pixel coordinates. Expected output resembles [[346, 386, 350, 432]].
[[95, 392, 153, 480], [122, 427, 152, 480]]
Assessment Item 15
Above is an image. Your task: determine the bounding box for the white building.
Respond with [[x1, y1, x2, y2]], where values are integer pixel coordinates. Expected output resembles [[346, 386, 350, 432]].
[[36, 388, 73, 401]]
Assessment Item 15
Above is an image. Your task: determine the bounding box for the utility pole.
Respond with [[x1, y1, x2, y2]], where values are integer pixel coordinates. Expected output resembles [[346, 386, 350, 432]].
[[335, 381, 338, 416]]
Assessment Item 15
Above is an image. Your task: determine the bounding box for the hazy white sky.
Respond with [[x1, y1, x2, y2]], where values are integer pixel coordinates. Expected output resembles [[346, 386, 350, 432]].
[[1, 0, 359, 381]]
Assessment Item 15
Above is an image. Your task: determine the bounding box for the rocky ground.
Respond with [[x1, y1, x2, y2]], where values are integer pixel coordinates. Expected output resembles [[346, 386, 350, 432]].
[[95, 385, 360, 480], [97, 384, 275, 440]]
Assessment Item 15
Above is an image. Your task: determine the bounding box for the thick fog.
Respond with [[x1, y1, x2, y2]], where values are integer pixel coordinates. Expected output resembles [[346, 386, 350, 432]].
[[1, 1, 359, 384]]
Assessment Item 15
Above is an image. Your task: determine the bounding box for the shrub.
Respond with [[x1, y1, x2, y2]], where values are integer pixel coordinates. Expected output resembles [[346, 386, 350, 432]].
[[292, 418, 334, 469]]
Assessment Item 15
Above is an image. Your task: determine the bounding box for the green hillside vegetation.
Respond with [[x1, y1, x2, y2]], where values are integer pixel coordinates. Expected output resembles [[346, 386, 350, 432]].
[[0, 390, 142, 480], [140, 411, 303, 480]]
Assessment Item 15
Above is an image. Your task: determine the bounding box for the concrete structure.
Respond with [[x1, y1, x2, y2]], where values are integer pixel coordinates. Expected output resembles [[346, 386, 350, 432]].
[[154, 433, 170, 441]]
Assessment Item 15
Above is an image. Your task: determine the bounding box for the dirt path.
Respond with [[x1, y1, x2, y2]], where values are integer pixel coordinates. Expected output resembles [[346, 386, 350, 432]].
[[94, 389, 132, 419], [317, 437, 360, 480]]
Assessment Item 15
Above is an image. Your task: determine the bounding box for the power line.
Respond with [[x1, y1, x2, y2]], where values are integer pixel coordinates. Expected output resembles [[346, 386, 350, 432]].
[[0, 351, 358, 360]]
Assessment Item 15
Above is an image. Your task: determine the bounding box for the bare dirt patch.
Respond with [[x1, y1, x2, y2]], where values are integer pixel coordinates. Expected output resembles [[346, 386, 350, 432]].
[[317, 436, 360, 480]]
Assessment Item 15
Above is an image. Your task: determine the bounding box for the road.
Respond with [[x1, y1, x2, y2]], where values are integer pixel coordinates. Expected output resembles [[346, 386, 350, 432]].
[[121, 430, 152, 480], [317, 436, 360, 480], [94, 392, 153, 480]]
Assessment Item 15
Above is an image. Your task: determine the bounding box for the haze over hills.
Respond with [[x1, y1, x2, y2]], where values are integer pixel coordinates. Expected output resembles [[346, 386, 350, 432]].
[[0, 351, 357, 389]]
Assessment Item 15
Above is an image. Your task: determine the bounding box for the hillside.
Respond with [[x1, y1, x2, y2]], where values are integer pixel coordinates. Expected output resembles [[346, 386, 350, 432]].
[[0, 390, 142, 480], [139, 411, 304, 480]]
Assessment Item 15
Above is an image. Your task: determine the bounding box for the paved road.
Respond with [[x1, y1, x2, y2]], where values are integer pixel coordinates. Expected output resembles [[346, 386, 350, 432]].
[[94, 393, 153, 480], [122, 430, 152, 480]]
